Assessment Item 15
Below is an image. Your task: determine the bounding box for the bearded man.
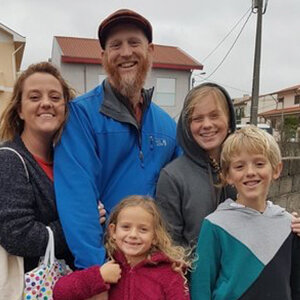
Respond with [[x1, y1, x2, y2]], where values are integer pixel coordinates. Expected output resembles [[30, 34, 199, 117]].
[[54, 9, 180, 269]]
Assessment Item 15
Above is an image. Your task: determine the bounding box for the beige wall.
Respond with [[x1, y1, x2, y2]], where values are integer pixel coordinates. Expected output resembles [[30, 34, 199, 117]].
[[280, 92, 299, 108], [0, 29, 15, 115]]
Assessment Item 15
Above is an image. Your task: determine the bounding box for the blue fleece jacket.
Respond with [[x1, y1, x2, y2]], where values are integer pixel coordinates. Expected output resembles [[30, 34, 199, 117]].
[[54, 80, 179, 268]]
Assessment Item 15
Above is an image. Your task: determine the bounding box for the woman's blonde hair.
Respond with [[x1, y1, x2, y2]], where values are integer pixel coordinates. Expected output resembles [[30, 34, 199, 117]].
[[0, 61, 75, 143], [184, 85, 230, 124], [105, 195, 192, 280], [220, 125, 282, 179]]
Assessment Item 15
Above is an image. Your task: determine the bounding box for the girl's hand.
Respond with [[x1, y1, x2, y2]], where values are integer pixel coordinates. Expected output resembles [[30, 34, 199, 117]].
[[98, 201, 106, 225], [86, 292, 108, 300], [100, 260, 122, 283], [291, 212, 300, 237]]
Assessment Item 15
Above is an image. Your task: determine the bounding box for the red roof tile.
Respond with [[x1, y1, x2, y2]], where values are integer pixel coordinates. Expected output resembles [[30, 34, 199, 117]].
[[55, 36, 203, 71], [259, 106, 300, 117]]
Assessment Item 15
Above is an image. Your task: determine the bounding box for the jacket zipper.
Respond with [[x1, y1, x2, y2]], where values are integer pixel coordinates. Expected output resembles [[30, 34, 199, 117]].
[[137, 128, 144, 168]]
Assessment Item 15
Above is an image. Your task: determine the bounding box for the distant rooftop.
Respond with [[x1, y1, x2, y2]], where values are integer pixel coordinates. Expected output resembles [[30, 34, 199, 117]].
[[259, 106, 300, 117], [0, 22, 26, 71], [0, 22, 25, 42], [266, 84, 300, 96], [54, 36, 203, 71]]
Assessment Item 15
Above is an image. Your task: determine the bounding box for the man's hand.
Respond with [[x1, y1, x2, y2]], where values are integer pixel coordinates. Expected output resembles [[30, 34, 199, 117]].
[[291, 212, 300, 237], [100, 260, 122, 284], [98, 201, 106, 225]]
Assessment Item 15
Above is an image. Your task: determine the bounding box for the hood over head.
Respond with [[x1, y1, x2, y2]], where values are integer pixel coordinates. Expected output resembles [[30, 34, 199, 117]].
[[177, 82, 236, 166]]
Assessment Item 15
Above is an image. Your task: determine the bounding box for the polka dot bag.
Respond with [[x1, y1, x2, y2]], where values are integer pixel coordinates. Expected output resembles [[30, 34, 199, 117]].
[[23, 227, 72, 300]]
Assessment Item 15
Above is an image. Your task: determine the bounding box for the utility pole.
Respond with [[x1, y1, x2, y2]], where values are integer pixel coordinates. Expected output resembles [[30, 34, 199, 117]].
[[250, 0, 266, 125]]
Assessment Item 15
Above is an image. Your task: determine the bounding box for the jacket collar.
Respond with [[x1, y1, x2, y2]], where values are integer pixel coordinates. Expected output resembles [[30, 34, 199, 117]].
[[113, 250, 170, 269], [100, 79, 154, 129]]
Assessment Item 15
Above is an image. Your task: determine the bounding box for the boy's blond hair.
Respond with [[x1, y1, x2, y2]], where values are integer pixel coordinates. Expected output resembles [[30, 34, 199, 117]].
[[220, 125, 282, 178]]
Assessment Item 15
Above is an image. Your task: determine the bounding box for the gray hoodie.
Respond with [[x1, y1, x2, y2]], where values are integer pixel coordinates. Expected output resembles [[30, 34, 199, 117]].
[[191, 199, 300, 299], [208, 199, 293, 263], [156, 83, 236, 247]]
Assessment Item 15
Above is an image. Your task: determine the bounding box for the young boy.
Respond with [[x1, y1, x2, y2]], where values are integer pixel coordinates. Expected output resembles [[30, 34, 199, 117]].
[[190, 125, 300, 300]]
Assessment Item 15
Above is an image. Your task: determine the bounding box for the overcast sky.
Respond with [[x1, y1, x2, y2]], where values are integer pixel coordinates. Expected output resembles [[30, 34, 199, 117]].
[[1, 0, 299, 98]]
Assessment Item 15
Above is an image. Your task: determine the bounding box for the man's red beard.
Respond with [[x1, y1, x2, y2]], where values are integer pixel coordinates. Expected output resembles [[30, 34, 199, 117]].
[[102, 52, 151, 100]]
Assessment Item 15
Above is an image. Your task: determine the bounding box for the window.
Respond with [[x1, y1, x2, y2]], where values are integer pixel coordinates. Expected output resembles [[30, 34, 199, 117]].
[[295, 95, 300, 105], [155, 78, 176, 106], [99, 74, 107, 84], [235, 107, 245, 122]]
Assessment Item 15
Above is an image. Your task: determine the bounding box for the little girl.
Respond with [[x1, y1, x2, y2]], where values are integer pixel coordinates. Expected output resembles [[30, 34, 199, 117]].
[[53, 195, 191, 300]]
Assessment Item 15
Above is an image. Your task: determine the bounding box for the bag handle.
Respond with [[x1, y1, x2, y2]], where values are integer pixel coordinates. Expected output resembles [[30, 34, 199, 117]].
[[43, 227, 55, 266], [0, 147, 29, 182]]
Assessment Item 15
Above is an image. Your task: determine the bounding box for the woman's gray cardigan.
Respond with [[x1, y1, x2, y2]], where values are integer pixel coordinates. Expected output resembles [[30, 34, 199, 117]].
[[0, 136, 73, 272]]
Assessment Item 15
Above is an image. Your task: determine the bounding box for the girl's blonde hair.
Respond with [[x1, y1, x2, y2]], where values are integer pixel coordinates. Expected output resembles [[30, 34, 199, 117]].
[[0, 61, 75, 143], [220, 125, 282, 179], [105, 195, 192, 278], [184, 85, 230, 124]]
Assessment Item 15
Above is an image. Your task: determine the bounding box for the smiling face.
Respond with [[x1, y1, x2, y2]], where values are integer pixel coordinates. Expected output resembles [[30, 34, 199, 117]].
[[190, 95, 229, 160], [102, 24, 153, 99], [109, 205, 155, 266], [226, 152, 282, 206], [18, 72, 66, 141]]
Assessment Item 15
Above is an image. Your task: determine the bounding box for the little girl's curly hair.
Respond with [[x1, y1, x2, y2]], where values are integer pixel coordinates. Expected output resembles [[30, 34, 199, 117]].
[[105, 195, 192, 285]]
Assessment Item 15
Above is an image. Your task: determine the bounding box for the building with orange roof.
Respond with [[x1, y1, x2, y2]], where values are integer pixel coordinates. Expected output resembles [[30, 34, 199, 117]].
[[232, 84, 300, 141], [51, 36, 203, 119], [259, 85, 300, 141]]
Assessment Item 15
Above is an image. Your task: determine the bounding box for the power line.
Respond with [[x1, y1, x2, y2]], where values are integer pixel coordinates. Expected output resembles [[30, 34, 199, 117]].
[[202, 10, 253, 81], [193, 76, 251, 94], [235, 101, 278, 111], [201, 6, 252, 63]]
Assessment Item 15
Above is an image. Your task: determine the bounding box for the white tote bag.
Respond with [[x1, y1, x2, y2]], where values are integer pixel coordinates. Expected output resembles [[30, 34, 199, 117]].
[[0, 147, 27, 300], [0, 245, 24, 300]]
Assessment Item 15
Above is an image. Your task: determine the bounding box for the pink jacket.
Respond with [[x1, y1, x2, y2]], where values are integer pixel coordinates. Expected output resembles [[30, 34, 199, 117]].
[[53, 251, 190, 300]]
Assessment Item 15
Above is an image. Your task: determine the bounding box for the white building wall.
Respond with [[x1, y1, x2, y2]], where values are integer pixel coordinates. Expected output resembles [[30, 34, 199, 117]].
[[86, 64, 104, 92], [58, 63, 104, 95], [51, 38, 62, 69], [237, 95, 277, 124], [283, 93, 298, 107], [145, 68, 190, 119], [258, 95, 277, 112]]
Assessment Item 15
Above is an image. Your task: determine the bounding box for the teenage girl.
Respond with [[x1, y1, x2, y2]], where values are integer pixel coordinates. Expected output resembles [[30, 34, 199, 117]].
[[53, 195, 191, 300]]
